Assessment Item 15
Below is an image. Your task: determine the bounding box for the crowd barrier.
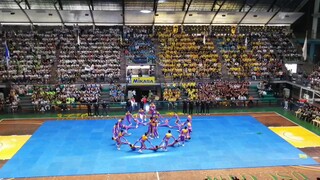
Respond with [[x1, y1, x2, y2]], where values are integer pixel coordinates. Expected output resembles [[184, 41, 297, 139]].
[[0, 98, 281, 116]]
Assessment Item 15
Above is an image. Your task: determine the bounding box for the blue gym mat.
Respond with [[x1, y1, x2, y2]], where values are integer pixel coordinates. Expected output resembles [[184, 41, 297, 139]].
[[0, 116, 318, 178]]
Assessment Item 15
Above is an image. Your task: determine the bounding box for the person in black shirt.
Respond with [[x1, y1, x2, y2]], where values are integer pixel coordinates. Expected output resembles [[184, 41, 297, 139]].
[[94, 102, 100, 117], [138, 69, 142, 77], [182, 99, 188, 114], [87, 102, 92, 116], [200, 100, 205, 114], [126, 99, 132, 113], [205, 99, 210, 114], [195, 100, 200, 114], [188, 100, 194, 115], [101, 100, 108, 116]]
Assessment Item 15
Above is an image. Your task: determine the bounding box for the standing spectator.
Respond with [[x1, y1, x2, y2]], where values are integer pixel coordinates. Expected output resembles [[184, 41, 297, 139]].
[[284, 98, 288, 110], [183, 99, 188, 114], [127, 70, 132, 83], [141, 96, 147, 109], [148, 90, 153, 100], [126, 99, 132, 113], [206, 99, 211, 114], [132, 90, 136, 97], [201, 100, 205, 114], [288, 98, 294, 111], [101, 100, 108, 116], [87, 103, 92, 116], [138, 69, 142, 77], [248, 96, 254, 108], [94, 102, 100, 117], [196, 100, 200, 114], [131, 97, 136, 112], [188, 100, 194, 115]]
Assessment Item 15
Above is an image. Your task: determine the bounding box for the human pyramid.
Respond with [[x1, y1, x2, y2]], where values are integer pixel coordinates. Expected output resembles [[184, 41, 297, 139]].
[[112, 103, 192, 153]]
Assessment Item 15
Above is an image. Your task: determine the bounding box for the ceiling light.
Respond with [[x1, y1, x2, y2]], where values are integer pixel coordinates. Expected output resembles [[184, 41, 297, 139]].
[[140, 10, 152, 13], [159, 0, 166, 3]]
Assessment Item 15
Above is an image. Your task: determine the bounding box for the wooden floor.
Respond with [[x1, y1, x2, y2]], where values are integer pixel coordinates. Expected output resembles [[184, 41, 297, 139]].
[[1, 113, 320, 180]]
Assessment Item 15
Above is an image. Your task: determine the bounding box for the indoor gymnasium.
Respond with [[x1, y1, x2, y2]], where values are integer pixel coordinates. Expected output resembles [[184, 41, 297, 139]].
[[0, 0, 320, 179]]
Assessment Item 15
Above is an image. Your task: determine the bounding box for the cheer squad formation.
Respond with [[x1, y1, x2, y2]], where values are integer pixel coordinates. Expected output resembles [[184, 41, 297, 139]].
[[112, 103, 192, 152]]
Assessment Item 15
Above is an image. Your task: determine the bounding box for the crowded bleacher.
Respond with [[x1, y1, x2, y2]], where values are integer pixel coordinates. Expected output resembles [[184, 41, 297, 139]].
[[0, 29, 57, 83], [124, 26, 156, 64], [308, 66, 320, 90], [58, 27, 121, 83], [157, 26, 221, 81], [1, 25, 318, 129], [214, 26, 287, 80], [31, 84, 101, 112], [0, 25, 305, 84]]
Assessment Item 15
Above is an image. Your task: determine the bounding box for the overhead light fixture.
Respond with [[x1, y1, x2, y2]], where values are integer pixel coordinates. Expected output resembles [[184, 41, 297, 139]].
[[158, 0, 166, 3], [140, 10, 152, 13]]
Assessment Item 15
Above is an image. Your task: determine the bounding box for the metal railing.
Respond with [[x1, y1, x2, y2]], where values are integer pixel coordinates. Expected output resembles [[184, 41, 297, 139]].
[[0, 98, 282, 117]]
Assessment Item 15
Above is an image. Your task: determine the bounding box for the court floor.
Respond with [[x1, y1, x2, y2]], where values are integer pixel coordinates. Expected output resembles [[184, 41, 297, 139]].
[[0, 115, 318, 178]]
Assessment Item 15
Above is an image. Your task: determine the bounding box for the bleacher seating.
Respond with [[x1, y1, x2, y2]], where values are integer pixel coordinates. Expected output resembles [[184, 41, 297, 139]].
[[58, 27, 121, 83], [31, 84, 102, 112], [177, 81, 249, 101], [214, 26, 287, 80], [309, 66, 320, 90], [0, 29, 57, 83], [124, 26, 156, 64], [157, 26, 221, 81]]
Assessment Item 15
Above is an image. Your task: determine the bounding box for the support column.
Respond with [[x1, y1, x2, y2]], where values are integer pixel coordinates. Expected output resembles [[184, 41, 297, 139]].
[[299, 87, 302, 99], [311, 0, 320, 39], [312, 91, 315, 103], [309, 43, 315, 63]]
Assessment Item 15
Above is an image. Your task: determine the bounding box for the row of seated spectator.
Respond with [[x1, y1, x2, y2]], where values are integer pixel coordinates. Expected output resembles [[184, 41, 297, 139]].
[[308, 66, 320, 90], [157, 28, 221, 80], [239, 26, 302, 61], [123, 26, 156, 64], [161, 81, 249, 103], [0, 29, 56, 83], [211, 26, 232, 34], [162, 85, 181, 102], [295, 103, 320, 126], [58, 27, 121, 83], [215, 30, 285, 80], [183, 26, 209, 34], [31, 84, 101, 112], [1, 25, 303, 84], [5, 85, 27, 112], [181, 81, 249, 102], [109, 84, 125, 102]]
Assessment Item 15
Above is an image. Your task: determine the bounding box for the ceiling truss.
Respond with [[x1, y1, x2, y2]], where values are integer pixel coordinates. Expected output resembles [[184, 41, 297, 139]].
[[0, 0, 305, 26]]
